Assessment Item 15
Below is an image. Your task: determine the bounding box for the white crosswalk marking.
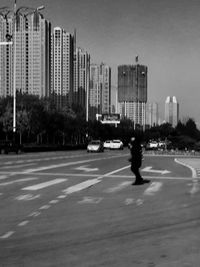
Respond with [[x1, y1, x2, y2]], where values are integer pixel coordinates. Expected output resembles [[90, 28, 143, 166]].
[[63, 178, 100, 194], [22, 178, 67, 191], [104, 181, 132, 193]]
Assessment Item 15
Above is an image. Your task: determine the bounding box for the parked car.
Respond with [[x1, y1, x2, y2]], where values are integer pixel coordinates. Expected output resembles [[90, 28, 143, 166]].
[[103, 140, 112, 149], [110, 139, 124, 150], [0, 140, 23, 154], [87, 140, 104, 153]]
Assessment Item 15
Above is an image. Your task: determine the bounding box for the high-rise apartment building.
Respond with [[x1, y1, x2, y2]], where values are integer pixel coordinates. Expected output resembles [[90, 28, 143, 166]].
[[74, 47, 90, 109], [52, 27, 74, 108], [0, 11, 51, 97], [165, 96, 179, 127], [118, 64, 147, 126], [146, 102, 158, 127], [0, 15, 13, 96], [89, 63, 111, 120]]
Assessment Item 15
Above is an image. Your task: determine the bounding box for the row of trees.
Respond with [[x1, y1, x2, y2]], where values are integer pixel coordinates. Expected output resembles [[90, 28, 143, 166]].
[[0, 94, 200, 150]]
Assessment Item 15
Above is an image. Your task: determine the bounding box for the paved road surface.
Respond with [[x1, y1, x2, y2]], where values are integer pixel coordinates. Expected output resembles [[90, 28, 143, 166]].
[[0, 149, 200, 266]]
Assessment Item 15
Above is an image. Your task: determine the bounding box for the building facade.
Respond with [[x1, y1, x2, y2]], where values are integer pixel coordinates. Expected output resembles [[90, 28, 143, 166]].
[[165, 96, 179, 127], [89, 63, 111, 120], [0, 11, 51, 97], [118, 64, 147, 126], [73, 47, 90, 110], [146, 102, 158, 127], [52, 27, 74, 108]]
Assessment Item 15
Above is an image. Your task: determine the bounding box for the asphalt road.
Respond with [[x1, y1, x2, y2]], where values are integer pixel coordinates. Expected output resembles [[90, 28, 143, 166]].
[[0, 149, 200, 267]]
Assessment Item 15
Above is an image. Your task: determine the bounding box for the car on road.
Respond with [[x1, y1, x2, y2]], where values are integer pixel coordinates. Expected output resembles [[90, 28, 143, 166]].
[[110, 139, 124, 150], [103, 140, 112, 149], [87, 140, 104, 152], [0, 140, 23, 154]]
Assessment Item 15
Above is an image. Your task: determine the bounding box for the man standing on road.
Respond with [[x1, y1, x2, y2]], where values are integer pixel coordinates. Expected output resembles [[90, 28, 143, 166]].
[[129, 136, 150, 185]]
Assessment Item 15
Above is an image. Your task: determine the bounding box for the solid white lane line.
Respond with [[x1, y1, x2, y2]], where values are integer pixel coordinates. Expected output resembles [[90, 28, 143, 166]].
[[1, 163, 36, 169], [144, 182, 163, 196], [99, 165, 131, 178], [22, 178, 67, 191], [0, 231, 15, 239], [175, 158, 197, 178], [22, 155, 123, 173]]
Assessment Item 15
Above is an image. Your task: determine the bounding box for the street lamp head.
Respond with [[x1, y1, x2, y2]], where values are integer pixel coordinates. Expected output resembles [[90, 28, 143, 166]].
[[36, 5, 45, 11]]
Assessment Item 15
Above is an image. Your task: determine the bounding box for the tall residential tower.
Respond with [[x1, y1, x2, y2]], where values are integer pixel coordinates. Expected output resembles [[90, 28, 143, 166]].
[[165, 96, 179, 127], [118, 63, 148, 126], [89, 63, 111, 120], [52, 27, 74, 108], [0, 10, 51, 97]]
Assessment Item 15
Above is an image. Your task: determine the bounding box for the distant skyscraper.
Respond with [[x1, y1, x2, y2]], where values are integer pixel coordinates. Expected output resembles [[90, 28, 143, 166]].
[[165, 96, 179, 127], [146, 102, 158, 127], [74, 47, 90, 109], [89, 63, 111, 120], [52, 27, 74, 108], [118, 64, 147, 126], [0, 11, 51, 97]]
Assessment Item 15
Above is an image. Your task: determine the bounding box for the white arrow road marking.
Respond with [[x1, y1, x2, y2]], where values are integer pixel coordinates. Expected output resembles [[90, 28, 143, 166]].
[[75, 165, 99, 172], [142, 166, 171, 175], [22, 178, 67, 191], [144, 182, 163, 196]]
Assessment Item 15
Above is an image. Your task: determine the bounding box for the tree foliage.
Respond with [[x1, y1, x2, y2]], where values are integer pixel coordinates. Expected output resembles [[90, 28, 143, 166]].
[[0, 94, 200, 150]]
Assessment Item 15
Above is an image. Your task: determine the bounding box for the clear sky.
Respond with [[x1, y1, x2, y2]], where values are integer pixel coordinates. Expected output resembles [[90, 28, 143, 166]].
[[2, 0, 200, 123]]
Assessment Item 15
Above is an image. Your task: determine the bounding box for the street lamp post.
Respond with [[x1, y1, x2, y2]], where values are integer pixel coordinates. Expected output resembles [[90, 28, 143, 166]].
[[0, 1, 44, 137]]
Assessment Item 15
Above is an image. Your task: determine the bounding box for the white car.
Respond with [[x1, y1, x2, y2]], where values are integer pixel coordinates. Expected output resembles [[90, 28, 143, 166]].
[[103, 140, 112, 149], [110, 140, 124, 150], [87, 140, 104, 152]]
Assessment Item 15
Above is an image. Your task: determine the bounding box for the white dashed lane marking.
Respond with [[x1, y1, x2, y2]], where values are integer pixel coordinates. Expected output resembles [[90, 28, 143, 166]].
[[0, 231, 15, 239], [18, 221, 29, 227]]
